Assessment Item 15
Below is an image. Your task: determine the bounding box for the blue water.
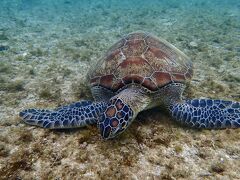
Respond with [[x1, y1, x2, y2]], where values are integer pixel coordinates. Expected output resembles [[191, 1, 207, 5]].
[[0, 0, 239, 84], [0, 0, 239, 43]]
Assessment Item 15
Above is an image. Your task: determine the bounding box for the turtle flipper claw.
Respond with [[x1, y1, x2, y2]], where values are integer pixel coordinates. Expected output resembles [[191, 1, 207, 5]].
[[20, 101, 107, 129], [169, 99, 240, 129]]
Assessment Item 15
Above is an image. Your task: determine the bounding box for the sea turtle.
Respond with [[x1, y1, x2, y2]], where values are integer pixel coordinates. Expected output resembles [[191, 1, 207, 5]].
[[20, 32, 240, 139]]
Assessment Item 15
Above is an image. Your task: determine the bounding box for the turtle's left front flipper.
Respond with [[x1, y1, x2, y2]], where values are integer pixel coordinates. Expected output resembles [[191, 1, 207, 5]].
[[19, 101, 107, 129], [169, 99, 240, 128]]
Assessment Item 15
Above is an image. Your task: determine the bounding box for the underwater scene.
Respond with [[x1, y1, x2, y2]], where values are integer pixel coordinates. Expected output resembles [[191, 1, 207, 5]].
[[0, 0, 240, 179]]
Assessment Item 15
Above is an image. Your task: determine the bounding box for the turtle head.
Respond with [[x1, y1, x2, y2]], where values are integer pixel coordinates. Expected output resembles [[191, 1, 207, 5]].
[[98, 87, 151, 139], [98, 97, 134, 139]]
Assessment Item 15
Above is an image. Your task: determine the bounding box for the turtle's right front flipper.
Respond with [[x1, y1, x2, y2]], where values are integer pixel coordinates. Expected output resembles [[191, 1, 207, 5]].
[[19, 101, 107, 129], [169, 99, 240, 129]]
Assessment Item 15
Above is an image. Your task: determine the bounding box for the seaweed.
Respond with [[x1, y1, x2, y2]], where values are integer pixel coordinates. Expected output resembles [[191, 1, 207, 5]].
[[0, 33, 9, 40], [0, 80, 25, 92], [0, 147, 33, 179], [30, 48, 47, 57], [71, 80, 92, 100], [0, 62, 11, 74], [174, 145, 183, 153], [17, 130, 33, 143], [0, 144, 9, 157], [38, 83, 61, 100], [210, 162, 226, 174]]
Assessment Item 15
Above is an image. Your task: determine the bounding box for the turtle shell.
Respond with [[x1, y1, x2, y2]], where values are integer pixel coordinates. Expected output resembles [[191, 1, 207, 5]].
[[89, 32, 193, 92]]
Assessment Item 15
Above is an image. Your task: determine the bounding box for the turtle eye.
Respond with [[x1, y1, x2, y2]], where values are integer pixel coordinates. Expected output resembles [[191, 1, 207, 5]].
[[110, 98, 117, 104]]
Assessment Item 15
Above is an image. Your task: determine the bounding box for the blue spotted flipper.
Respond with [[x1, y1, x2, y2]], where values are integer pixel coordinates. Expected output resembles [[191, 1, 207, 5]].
[[19, 101, 107, 129], [169, 99, 240, 128]]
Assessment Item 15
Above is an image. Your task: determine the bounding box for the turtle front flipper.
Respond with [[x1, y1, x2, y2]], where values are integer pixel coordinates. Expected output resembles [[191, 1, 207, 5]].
[[19, 101, 107, 129], [169, 99, 240, 128]]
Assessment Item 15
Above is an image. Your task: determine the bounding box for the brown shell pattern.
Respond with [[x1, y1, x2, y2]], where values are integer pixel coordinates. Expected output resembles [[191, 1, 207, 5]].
[[89, 32, 193, 92]]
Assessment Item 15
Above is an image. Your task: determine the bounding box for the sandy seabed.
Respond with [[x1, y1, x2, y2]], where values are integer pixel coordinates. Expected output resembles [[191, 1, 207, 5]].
[[0, 0, 239, 179]]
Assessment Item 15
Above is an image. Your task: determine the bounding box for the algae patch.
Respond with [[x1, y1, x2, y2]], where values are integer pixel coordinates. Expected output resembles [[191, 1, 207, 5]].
[[0, 80, 25, 92]]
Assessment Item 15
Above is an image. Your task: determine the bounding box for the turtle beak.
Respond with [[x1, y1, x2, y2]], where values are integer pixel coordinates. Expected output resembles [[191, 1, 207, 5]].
[[99, 121, 127, 140]]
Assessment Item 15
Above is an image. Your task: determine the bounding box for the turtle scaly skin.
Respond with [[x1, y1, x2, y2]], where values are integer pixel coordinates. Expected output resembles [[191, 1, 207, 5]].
[[19, 32, 240, 139], [20, 101, 107, 129], [170, 99, 240, 128]]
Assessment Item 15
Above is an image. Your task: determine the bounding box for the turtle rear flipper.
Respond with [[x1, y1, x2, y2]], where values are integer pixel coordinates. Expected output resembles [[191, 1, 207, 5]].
[[169, 99, 240, 128], [19, 101, 107, 129]]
